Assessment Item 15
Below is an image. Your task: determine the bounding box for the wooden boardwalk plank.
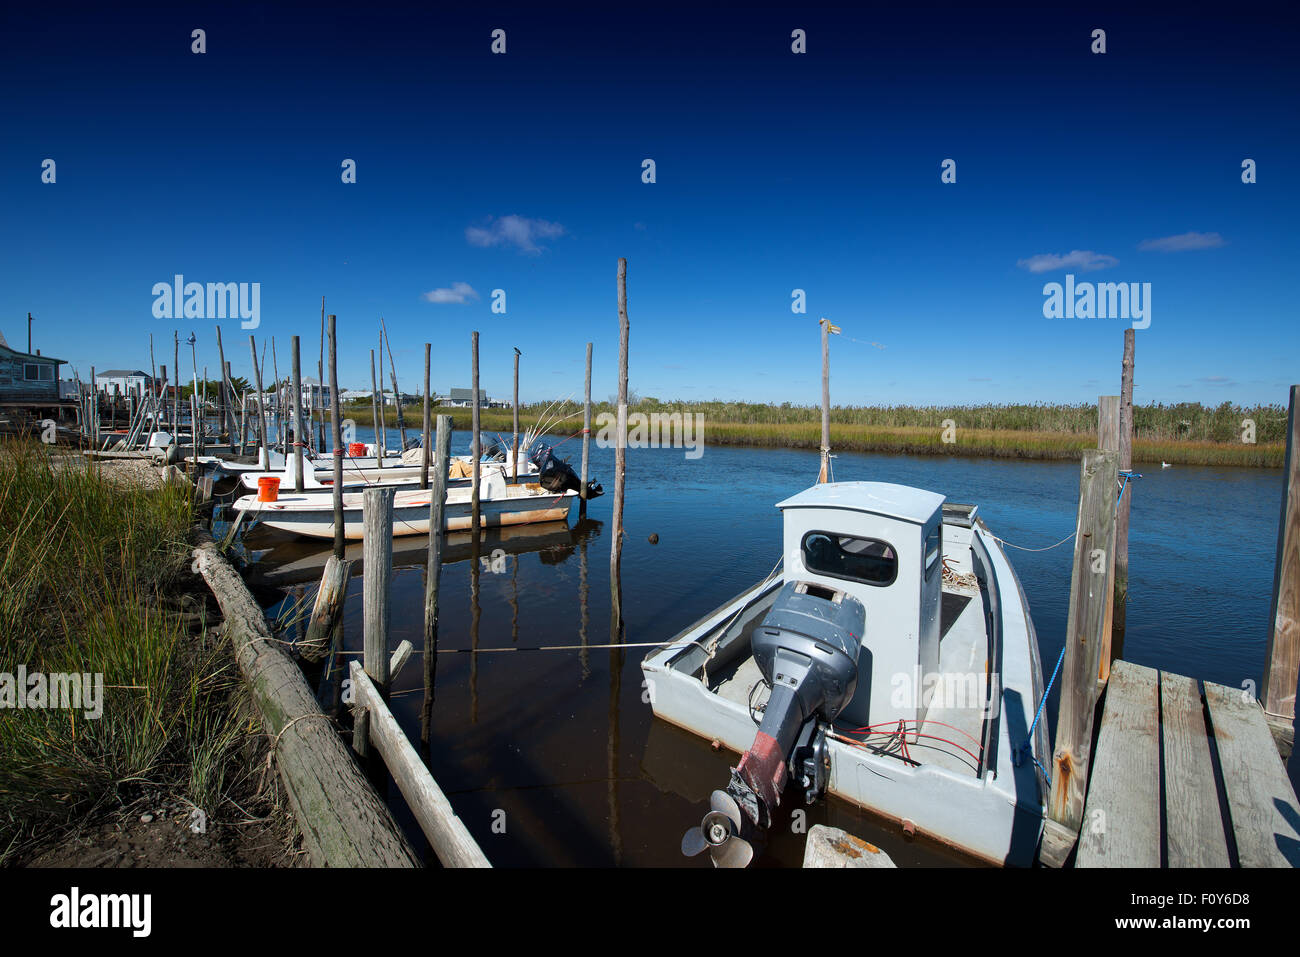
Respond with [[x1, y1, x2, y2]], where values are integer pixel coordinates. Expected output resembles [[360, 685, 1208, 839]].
[[1161, 673, 1230, 867], [1204, 681, 1300, 867], [1077, 660, 1161, 867]]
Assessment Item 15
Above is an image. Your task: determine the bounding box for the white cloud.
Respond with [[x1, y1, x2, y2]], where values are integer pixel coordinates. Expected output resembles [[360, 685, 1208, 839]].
[[1016, 250, 1118, 273], [1137, 231, 1225, 252], [422, 282, 479, 304], [465, 215, 566, 254]]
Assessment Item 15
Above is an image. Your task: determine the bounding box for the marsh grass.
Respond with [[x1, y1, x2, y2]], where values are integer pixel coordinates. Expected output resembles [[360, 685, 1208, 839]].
[[0, 442, 253, 860], [447, 399, 1286, 468]]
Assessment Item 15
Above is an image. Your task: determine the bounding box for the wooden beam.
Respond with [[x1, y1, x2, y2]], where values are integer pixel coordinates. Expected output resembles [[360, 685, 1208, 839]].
[[819, 319, 831, 483], [1204, 680, 1300, 867], [192, 534, 418, 867], [471, 331, 480, 536], [1263, 385, 1300, 739], [421, 343, 431, 490], [1042, 448, 1119, 865], [1076, 661, 1160, 867], [350, 661, 491, 867], [301, 554, 350, 664], [1162, 673, 1230, 867], [291, 335, 305, 493], [327, 315, 344, 561]]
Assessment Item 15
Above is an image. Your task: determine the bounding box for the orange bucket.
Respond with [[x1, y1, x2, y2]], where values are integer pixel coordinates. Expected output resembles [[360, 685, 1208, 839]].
[[257, 476, 281, 502], [348, 442, 367, 457]]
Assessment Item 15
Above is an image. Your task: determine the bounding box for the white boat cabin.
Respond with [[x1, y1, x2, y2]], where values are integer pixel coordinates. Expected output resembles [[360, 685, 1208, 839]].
[[776, 482, 944, 734]]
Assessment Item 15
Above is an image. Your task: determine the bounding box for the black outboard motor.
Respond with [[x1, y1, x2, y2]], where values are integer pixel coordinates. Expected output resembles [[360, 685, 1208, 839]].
[[682, 580, 864, 867], [530, 444, 604, 499]]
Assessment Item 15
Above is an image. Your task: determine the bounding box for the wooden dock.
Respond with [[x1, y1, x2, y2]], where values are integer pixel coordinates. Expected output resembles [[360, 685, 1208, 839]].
[[1073, 659, 1300, 868]]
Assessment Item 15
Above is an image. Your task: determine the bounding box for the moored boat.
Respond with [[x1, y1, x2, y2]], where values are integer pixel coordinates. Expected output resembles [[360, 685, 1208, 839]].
[[232, 471, 579, 539], [642, 481, 1048, 867]]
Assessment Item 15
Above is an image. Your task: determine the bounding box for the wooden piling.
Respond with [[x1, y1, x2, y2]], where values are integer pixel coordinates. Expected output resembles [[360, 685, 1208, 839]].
[[512, 347, 520, 482], [611, 259, 629, 632], [328, 315, 345, 561], [421, 343, 432, 490], [1263, 384, 1300, 751], [818, 318, 831, 483], [1116, 330, 1135, 654], [248, 336, 269, 471], [291, 335, 305, 493], [421, 414, 452, 745], [471, 331, 481, 536], [1098, 394, 1121, 680], [215, 327, 231, 443], [1040, 448, 1120, 867], [369, 348, 383, 471], [381, 317, 407, 450], [301, 554, 350, 664], [363, 486, 396, 693], [172, 332, 180, 437], [580, 341, 592, 519]]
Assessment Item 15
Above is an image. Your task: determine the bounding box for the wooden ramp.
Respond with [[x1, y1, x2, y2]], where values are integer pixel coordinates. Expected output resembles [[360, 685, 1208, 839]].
[[1076, 660, 1300, 867]]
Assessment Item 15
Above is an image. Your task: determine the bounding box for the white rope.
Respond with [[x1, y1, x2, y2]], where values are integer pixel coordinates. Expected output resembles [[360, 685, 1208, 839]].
[[989, 531, 1077, 553]]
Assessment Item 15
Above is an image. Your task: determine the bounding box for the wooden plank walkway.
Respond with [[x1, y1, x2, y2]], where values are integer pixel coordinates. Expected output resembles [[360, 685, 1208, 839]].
[[1075, 660, 1300, 868]]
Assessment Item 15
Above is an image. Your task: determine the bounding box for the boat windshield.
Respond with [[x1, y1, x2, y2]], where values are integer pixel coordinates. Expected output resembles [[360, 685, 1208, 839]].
[[802, 531, 897, 586]]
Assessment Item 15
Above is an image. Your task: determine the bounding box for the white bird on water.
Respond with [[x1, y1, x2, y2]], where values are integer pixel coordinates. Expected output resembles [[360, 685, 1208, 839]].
[[1161, 461, 1172, 469]]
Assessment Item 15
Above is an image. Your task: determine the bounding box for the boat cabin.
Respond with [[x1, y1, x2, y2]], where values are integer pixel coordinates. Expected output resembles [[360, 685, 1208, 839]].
[[776, 481, 944, 732]]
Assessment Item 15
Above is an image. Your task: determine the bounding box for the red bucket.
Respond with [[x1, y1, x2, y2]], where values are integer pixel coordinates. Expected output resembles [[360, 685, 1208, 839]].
[[257, 476, 281, 502], [348, 442, 367, 457]]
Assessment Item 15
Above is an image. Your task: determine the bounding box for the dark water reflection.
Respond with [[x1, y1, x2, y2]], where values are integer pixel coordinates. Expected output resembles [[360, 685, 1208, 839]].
[[238, 430, 1282, 867]]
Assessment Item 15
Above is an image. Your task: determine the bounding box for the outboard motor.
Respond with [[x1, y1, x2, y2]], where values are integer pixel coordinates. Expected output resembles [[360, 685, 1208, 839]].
[[682, 580, 864, 867], [530, 444, 604, 499]]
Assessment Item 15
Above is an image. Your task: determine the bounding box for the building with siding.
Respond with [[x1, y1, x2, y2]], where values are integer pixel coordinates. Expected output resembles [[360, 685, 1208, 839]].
[[0, 329, 70, 418]]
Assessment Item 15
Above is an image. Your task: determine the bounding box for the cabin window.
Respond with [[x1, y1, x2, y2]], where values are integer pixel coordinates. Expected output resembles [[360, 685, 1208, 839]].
[[801, 531, 897, 587], [924, 524, 942, 579], [23, 364, 53, 382]]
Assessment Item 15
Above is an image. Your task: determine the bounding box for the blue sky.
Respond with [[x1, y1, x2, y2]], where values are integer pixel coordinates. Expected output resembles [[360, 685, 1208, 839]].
[[1, 2, 1296, 407]]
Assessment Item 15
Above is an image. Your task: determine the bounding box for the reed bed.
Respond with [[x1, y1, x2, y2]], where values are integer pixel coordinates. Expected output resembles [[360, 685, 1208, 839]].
[[0, 442, 252, 861], [449, 400, 1286, 468]]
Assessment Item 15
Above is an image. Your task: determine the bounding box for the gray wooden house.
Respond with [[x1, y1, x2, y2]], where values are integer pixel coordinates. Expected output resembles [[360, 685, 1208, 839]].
[[0, 329, 70, 419]]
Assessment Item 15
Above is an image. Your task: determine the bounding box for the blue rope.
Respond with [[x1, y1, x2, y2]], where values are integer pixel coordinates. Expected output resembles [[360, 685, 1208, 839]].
[[1016, 643, 1067, 783], [1117, 469, 1142, 506]]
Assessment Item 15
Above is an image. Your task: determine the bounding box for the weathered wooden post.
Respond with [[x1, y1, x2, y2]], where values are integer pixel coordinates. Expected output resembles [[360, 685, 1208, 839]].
[[1263, 384, 1300, 754], [328, 315, 345, 562], [580, 341, 592, 519], [377, 333, 388, 456], [421, 414, 452, 745], [369, 348, 384, 471], [512, 347, 521, 482], [817, 318, 840, 482], [421, 343, 432, 490], [611, 259, 629, 632], [318, 296, 328, 454], [290, 336, 305, 492], [248, 335, 269, 470], [215, 327, 231, 442], [172, 332, 180, 436], [1116, 330, 1135, 652], [1098, 394, 1121, 680], [363, 486, 396, 694], [471, 331, 481, 537], [381, 318, 408, 450], [1040, 448, 1120, 867]]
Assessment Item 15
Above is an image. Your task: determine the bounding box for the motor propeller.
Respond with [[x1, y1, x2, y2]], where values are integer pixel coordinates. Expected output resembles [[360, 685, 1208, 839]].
[[681, 790, 754, 868]]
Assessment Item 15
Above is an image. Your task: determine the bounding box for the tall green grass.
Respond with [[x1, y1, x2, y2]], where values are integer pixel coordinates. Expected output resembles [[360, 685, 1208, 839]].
[[445, 399, 1286, 468], [0, 442, 249, 861]]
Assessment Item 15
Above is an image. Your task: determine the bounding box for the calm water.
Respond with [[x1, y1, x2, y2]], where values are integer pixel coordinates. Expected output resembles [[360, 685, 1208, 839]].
[[234, 430, 1283, 867]]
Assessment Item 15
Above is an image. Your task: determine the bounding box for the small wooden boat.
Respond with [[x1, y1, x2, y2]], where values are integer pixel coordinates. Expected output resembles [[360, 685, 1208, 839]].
[[232, 471, 579, 539], [643, 481, 1048, 867]]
